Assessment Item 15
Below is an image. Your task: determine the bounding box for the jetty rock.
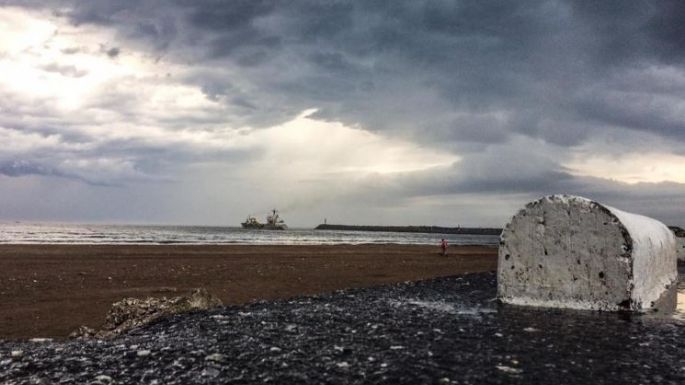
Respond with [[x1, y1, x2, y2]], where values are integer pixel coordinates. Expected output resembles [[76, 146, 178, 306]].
[[498, 195, 677, 311]]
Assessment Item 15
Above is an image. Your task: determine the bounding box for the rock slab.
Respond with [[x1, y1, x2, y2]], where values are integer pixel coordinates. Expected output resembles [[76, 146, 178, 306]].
[[71, 288, 222, 339]]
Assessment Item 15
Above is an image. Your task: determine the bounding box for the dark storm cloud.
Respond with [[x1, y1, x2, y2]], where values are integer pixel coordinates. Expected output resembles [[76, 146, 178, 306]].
[[392, 146, 574, 198], [171, 0, 685, 145], [571, 0, 685, 64], [9, 0, 684, 145], [575, 91, 685, 142], [644, 0, 685, 62], [0, 160, 116, 186], [0, 160, 60, 178]]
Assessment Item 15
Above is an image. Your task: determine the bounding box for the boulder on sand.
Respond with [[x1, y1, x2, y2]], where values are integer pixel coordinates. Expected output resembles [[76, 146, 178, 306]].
[[71, 288, 222, 339], [498, 195, 677, 311]]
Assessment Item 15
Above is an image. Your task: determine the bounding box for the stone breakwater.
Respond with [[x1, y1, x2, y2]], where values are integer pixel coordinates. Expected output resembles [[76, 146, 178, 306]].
[[1, 272, 684, 385], [315, 224, 502, 235]]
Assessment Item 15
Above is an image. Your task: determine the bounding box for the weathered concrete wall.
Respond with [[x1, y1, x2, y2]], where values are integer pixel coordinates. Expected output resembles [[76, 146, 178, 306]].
[[498, 195, 677, 311]]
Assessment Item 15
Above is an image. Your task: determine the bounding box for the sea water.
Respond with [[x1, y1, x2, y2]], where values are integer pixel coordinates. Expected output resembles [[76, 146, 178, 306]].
[[0, 222, 500, 246]]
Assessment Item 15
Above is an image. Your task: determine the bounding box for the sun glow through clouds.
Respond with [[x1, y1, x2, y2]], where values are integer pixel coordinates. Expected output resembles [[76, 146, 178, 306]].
[[247, 110, 460, 177], [0, 7, 209, 112], [568, 153, 685, 184]]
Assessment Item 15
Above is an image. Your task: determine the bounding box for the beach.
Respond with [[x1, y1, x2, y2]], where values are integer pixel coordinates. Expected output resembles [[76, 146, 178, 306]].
[[0, 244, 497, 340], [2, 271, 683, 384]]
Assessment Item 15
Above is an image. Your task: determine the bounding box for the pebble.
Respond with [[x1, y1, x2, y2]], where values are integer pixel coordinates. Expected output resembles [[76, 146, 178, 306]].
[[201, 367, 220, 377], [496, 365, 523, 374], [205, 353, 225, 363], [95, 374, 113, 384], [137, 350, 151, 357], [29, 338, 53, 343]]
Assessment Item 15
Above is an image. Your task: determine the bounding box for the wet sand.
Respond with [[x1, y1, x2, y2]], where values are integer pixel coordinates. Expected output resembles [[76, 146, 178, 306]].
[[0, 244, 497, 340]]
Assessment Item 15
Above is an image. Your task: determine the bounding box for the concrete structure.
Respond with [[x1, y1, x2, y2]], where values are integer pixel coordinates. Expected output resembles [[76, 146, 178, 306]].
[[672, 227, 685, 262], [677, 237, 685, 262], [498, 195, 677, 311]]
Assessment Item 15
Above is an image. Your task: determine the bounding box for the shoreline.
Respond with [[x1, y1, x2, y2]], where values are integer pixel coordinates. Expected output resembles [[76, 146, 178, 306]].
[[0, 244, 497, 340], [0, 240, 498, 246]]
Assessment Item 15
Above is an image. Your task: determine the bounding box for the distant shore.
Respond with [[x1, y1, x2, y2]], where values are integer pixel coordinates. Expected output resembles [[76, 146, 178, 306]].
[[0, 244, 497, 340], [315, 224, 503, 235]]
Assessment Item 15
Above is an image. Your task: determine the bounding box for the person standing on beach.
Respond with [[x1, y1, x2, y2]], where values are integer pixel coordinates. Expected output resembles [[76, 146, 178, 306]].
[[440, 238, 448, 256]]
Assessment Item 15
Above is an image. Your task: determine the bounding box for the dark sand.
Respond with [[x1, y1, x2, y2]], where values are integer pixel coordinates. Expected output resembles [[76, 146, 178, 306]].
[[0, 244, 497, 340]]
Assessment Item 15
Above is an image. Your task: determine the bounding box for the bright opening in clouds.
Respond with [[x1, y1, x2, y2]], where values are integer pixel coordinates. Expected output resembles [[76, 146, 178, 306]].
[[0, 1, 684, 227], [568, 153, 685, 185], [248, 110, 459, 176]]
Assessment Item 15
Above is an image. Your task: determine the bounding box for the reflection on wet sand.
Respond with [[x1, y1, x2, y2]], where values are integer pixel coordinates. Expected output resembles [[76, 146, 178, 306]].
[[649, 266, 685, 321], [674, 268, 685, 321], [674, 266, 685, 320], [676, 289, 685, 321]]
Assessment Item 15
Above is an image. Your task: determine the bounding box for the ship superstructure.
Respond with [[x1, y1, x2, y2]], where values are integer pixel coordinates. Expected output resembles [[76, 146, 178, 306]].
[[241, 209, 288, 230]]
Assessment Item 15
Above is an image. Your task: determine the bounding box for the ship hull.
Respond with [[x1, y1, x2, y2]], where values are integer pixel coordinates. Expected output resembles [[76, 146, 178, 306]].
[[241, 223, 286, 230], [241, 223, 264, 229], [263, 224, 287, 230]]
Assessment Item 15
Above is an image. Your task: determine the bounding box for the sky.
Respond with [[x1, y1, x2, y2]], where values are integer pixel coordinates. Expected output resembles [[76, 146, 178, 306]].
[[0, 0, 684, 227]]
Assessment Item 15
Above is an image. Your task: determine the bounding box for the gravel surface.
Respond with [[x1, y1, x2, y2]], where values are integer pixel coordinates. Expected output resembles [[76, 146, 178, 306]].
[[1, 270, 684, 385]]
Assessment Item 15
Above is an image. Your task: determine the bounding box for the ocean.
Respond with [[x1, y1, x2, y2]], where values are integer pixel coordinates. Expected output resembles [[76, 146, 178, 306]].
[[0, 222, 501, 246]]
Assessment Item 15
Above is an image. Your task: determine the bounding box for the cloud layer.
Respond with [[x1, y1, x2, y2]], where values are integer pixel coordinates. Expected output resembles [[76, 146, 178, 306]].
[[0, 1, 684, 226]]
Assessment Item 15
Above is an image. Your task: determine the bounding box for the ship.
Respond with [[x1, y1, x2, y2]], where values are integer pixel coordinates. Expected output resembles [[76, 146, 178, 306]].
[[241, 209, 288, 230]]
